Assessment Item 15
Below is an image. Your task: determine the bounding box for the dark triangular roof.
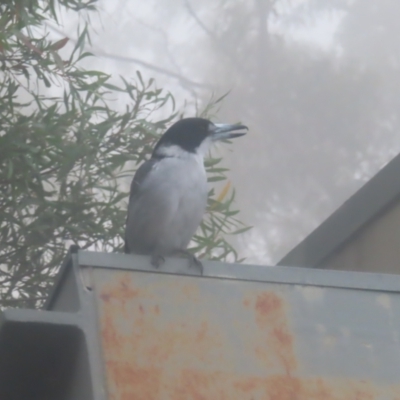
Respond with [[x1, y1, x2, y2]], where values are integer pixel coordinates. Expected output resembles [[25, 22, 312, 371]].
[[278, 154, 400, 267]]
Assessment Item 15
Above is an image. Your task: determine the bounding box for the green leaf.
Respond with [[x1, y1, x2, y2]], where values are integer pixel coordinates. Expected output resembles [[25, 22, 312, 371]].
[[49, 37, 69, 51], [51, 51, 65, 72], [0, 0, 249, 311]]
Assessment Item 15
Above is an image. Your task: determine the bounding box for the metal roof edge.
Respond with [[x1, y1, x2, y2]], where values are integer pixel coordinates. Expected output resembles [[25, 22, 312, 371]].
[[44, 245, 79, 310], [277, 153, 400, 268], [78, 250, 400, 293]]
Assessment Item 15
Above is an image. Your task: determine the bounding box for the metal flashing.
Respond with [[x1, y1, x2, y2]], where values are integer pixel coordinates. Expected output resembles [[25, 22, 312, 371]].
[[78, 250, 400, 293]]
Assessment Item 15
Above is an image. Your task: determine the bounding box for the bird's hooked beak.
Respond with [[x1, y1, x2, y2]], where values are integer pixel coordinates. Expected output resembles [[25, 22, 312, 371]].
[[210, 123, 248, 141]]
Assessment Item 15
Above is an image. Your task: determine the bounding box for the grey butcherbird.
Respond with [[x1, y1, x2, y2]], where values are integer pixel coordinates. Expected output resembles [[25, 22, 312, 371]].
[[124, 117, 248, 273]]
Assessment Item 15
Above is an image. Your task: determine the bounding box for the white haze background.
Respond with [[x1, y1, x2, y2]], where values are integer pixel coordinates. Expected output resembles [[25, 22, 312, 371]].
[[49, 0, 400, 265]]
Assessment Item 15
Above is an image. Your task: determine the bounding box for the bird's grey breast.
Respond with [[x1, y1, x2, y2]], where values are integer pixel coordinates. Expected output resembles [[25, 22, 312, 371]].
[[125, 154, 207, 254]]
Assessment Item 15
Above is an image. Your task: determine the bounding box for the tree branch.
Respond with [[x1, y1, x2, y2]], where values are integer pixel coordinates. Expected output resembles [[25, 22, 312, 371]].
[[45, 23, 213, 90], [184, 0, 246, 74]]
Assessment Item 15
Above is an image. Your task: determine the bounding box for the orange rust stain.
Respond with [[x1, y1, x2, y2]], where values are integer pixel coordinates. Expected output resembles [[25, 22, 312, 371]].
[[100, 293, 111, 302], [354, 389, 374, 400], [118, 278, 140, 299], [196, 321, 208, 342], [172, 369, 226, 400], [99, 273, 142, 318], [147, 341, 171, 363], [181, 283, 200, 301], [251, 373, 386, 399], [99, 273, 225, 398], [100, 273, 140, 304], [252, 292, 297, 374], [273, 326, 293, 348], [234, 378, 258, 393], [101, 310, 125, 355], [97, 273, 400, 400], [106, 360, 161, 400], [264, 375, 302, 399], [255, 292, 283, 315], [170, 369, 388, 400], [313, 377, 336, 400]]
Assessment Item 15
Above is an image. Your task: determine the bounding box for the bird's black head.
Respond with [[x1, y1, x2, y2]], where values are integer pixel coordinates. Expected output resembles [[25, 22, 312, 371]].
[[153, 117, 247, 158]]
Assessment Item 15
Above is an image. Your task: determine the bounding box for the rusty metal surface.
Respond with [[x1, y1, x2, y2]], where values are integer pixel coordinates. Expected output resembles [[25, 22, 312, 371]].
[[92, 268, 400, 400]]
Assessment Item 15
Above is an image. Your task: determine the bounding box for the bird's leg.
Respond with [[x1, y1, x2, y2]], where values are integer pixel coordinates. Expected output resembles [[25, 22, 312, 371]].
[[151, 254, 165, 269], [173, 250, 203, 275]]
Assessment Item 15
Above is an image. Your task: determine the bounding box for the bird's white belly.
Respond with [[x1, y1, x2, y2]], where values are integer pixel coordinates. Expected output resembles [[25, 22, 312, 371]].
[[136, 155, 208, 254]]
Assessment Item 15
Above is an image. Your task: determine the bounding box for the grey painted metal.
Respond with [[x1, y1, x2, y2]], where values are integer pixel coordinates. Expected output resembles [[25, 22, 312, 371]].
[[90, 252, 400, 397], [278, 152, 400, 268], [1, 249, 400, 398], [0, 308, 81, 326], [94, 268, 400, 386], [44, 246, 76, 310], [0, 308, 91, 399], [64, 251, 109, 400], [0, 249, 108, 400], [79, 250, 400, 292]]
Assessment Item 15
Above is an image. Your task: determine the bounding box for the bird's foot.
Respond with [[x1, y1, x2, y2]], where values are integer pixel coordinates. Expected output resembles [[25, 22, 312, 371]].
[[151, 254, 165, 269], [174, 250, 203, 275], [189, 254, 203, 275]]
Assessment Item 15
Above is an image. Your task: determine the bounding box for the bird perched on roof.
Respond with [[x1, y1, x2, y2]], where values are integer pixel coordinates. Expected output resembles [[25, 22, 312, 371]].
[[124, 117, 247, 273]]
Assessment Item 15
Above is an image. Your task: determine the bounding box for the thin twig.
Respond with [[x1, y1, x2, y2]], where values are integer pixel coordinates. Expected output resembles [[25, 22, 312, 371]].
[[44, 22, 213, 90]]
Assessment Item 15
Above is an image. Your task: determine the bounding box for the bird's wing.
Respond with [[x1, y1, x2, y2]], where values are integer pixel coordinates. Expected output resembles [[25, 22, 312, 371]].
[[124, 158, 158, 253], [128, 158, 159, 201]]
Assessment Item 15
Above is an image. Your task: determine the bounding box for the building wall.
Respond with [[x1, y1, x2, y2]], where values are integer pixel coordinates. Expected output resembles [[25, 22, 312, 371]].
[[320, 200, 400, 273]]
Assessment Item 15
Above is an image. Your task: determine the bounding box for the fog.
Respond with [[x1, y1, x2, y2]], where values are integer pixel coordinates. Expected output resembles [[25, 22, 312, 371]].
[[56, 0, 400, 264]]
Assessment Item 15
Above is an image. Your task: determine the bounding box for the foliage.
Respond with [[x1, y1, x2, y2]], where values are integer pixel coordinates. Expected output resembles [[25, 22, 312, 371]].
[[0, 0, 249, 308]]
